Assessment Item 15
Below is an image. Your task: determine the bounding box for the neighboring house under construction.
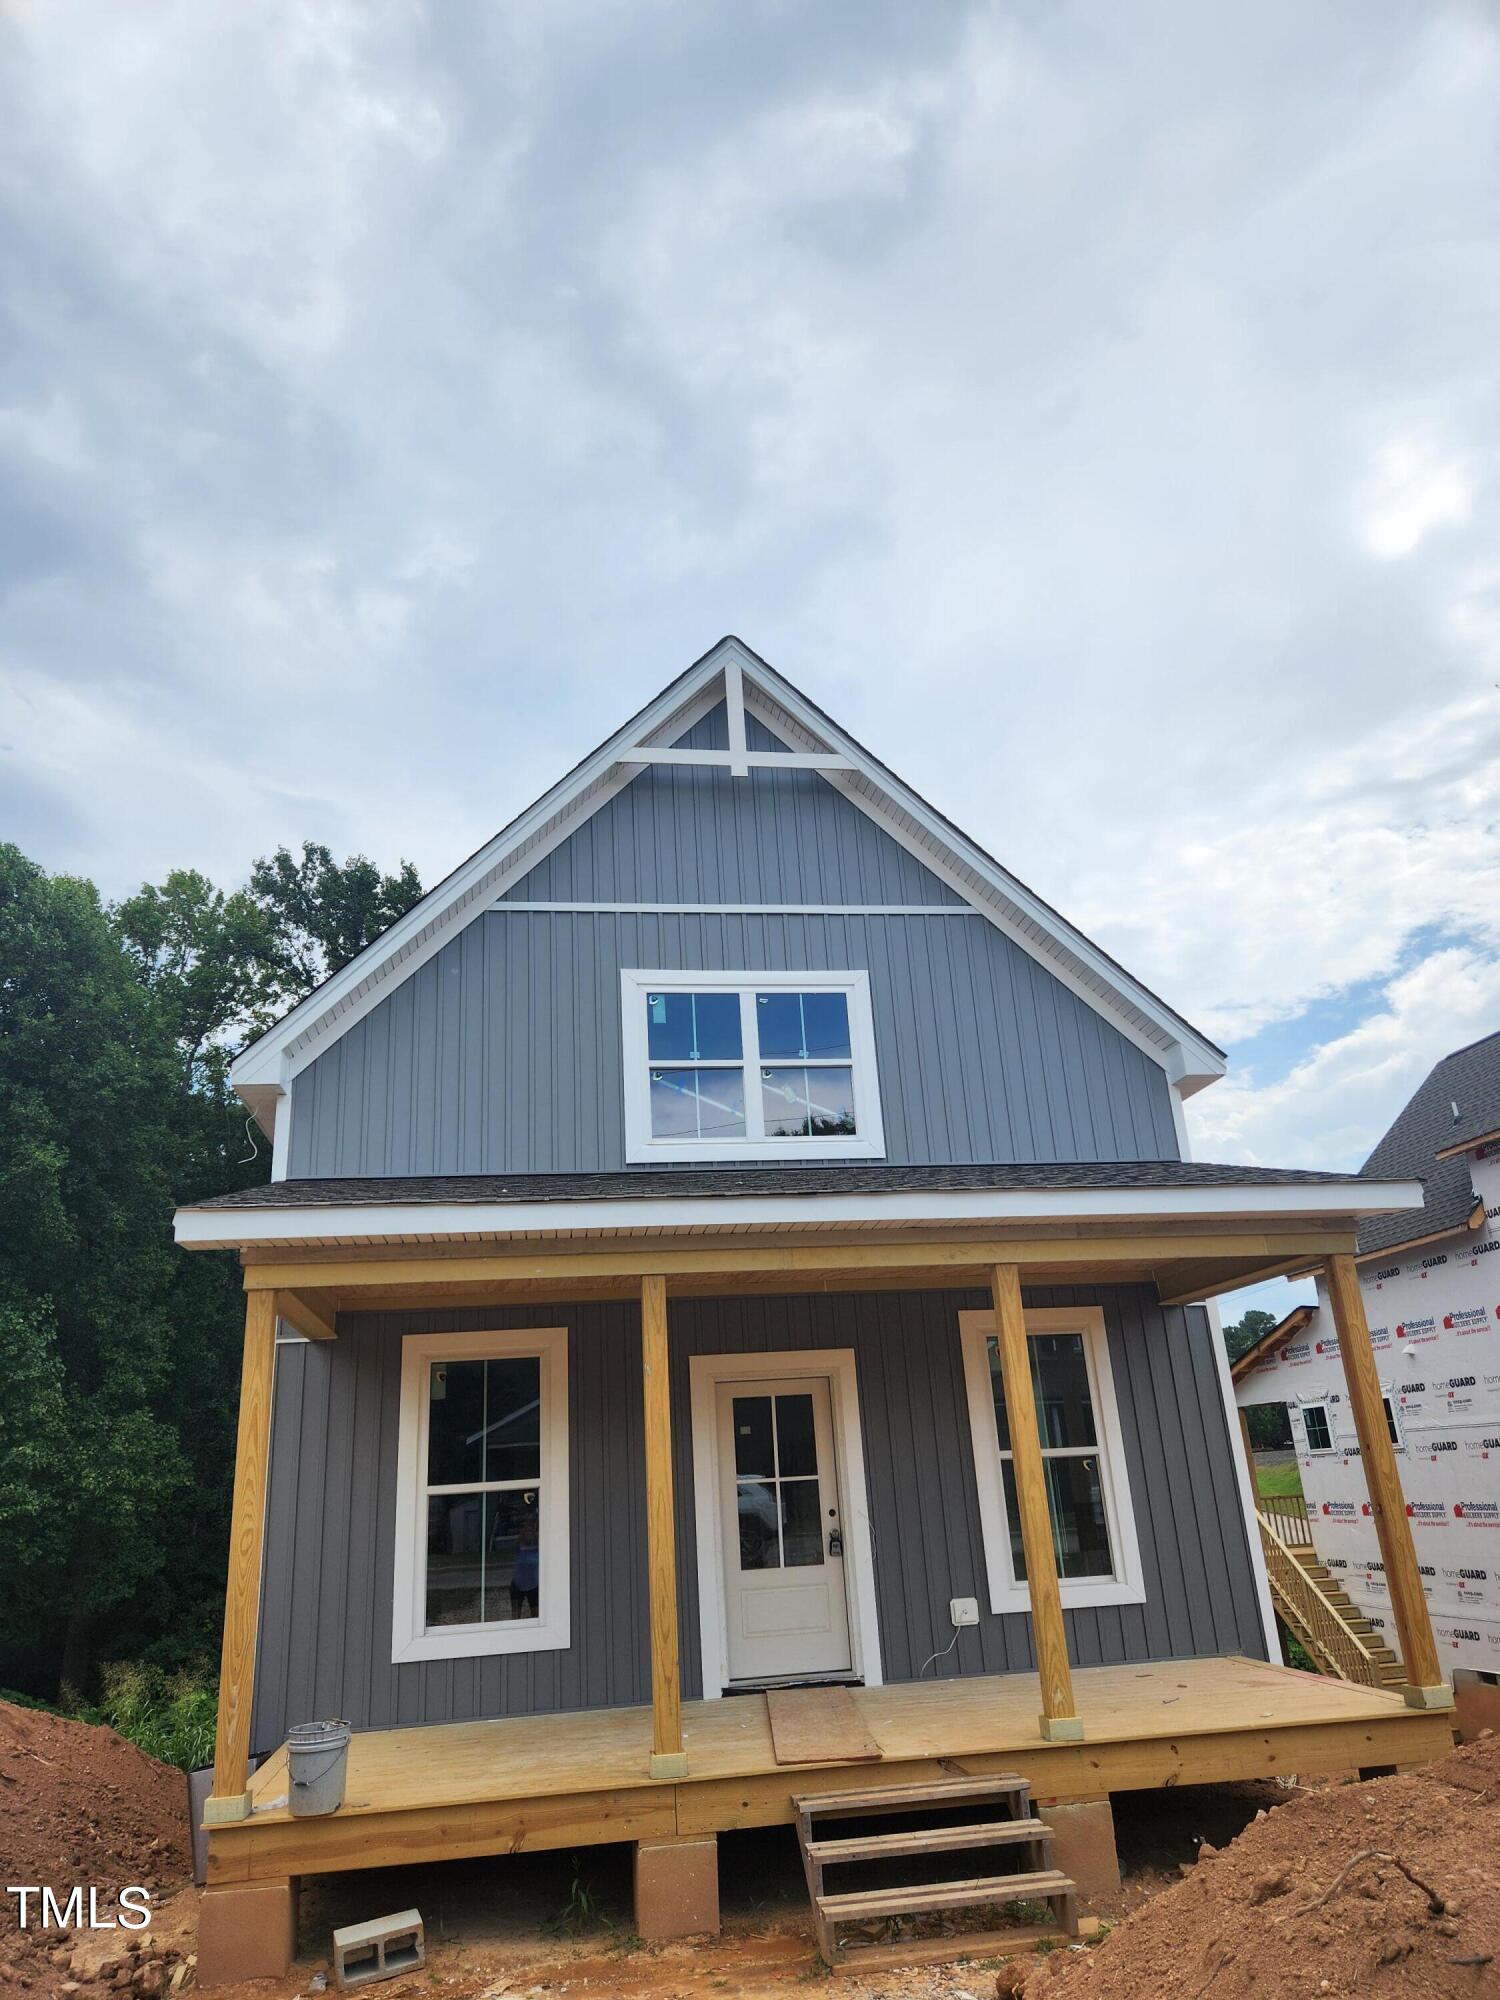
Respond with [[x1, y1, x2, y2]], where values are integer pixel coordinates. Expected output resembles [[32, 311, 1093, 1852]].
[[1234, 1031, 1500, 1690]]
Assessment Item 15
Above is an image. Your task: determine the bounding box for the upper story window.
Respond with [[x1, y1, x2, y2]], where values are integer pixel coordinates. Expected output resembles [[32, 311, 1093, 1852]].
[[620, 969, 885, 1162]]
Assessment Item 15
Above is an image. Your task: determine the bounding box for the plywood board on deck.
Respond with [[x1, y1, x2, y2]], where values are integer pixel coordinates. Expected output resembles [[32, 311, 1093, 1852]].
[[766, 1686, 882, 1765]]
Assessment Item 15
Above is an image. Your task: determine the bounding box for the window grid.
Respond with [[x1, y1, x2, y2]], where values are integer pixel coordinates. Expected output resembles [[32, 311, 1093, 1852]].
[[989, 1334, 1115, 1586]]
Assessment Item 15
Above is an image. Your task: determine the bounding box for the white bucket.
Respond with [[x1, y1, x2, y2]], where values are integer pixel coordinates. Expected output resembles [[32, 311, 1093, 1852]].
[[287, 1718, 351, 1817]]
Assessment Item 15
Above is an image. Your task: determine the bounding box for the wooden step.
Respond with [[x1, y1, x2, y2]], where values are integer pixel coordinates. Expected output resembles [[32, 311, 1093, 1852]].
[[797, 1774, 1028, 1818], [817, 1867, 1075, 1925], [806, 1817, 1050, 1865]]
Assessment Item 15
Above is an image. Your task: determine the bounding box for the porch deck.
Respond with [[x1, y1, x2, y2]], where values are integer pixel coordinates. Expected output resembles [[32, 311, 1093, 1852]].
[[209, 1655, 1452, 1884]]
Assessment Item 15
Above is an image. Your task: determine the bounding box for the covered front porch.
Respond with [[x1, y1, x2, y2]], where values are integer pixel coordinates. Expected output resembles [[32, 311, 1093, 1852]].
[[209, 1654, 1451, 1886], [176, 1164, 1453, 1976]]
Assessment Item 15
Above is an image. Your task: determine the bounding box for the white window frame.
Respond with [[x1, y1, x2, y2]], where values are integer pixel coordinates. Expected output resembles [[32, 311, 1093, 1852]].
[[1298, 1399, 1337, 1456], [392, 1326, 570, 1664], [620, 968, 885, 1163], [959, 1306, 1146, 1616]]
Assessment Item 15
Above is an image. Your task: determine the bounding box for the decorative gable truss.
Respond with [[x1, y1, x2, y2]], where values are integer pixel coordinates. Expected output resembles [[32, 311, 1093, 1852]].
[[231, 637, 1225, 1166]]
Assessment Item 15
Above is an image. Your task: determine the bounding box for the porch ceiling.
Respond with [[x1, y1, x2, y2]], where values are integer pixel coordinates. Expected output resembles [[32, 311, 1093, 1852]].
[[234, 1218, 1356, 1319]]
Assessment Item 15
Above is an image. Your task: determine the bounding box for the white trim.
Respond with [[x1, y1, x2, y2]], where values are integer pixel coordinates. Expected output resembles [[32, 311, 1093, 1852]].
[[492, 902, 982, 916], [1296, 1398, 1337, 1456], [688, 1347, 882, 1699], [958, 1306, 1147, 1615], [230, 637, 1225, 1106], [231, 676, 726, 1090], [391, 1326, 570, 1664], [724, 653, 748, 777], [620, 968, 886, 1164], [269, 1081, 292, 1183], [173, 1177, 1426, 1251], [1202, 1294, 1281, 1660], [616, 748, 857, 770], [736, 672, 1226, 1091]]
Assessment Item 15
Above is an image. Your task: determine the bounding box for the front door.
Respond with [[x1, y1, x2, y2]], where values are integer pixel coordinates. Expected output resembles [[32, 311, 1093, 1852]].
[[715, 1374, 853, 1683]]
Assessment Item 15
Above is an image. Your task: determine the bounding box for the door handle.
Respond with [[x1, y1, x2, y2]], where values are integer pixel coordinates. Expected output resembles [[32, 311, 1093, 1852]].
[[828, 1529, 844, 1558]]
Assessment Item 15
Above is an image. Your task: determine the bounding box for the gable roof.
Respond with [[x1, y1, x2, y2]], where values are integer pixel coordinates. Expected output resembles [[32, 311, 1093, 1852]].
[[230, 637, 1227, 1128], [1229, 1301, 1316, 1382], [1357, 1029, 1500, 1258]]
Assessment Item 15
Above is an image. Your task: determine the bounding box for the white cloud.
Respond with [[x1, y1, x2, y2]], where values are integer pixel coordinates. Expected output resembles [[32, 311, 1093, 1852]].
[[1361, 435, 1475, 559], [0, 0, 1498, 1198], [1188, 947, 1500, 1169]]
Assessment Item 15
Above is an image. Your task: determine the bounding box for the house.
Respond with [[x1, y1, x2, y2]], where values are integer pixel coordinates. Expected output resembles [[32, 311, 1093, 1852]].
[[175, 639, 1454, 1982], [1233, 1032, 1500, 1691]]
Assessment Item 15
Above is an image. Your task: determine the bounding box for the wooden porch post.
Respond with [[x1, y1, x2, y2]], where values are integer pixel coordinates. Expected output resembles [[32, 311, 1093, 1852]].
[[990, 1264, 1082, 1741], [205, 1288, 279, 1821], [1236, 1406, 1261, 1500], [642, 1274, 688, 1777], [1323, 1255, 1450, 1709]]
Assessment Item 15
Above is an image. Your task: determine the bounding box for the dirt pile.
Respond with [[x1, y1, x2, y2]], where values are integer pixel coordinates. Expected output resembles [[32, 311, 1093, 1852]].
[[0, 1699, 194, 1997], [1025, 1731, 1500, 2000]]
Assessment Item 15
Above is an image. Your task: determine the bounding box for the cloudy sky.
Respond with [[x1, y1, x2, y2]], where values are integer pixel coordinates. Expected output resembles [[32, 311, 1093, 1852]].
[[3, 2, 1498, 1313]]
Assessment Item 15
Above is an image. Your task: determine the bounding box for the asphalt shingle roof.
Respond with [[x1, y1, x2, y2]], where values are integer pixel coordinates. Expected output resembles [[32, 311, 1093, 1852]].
[[1358, 1030, 1500, 1256], [189, 1158, 1400, 1213]]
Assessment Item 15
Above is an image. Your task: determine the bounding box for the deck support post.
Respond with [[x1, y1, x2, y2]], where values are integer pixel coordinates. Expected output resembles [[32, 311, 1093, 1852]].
[[205, 1288, 279, 1822], [990, 1264, 1082, 1741], [1323, 1254, 1451, 1710], [642, 1274, 688, 1778]]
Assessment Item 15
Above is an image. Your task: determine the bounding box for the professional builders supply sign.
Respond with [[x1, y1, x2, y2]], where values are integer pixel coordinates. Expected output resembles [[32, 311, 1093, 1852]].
[[1238, 1151, 1500, 1678]]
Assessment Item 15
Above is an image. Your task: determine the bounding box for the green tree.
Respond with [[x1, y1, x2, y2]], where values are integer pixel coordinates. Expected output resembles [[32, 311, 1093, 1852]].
[[113, 870, 283, 1095], [1222, 1306, 1278, 1363], [249, 841, 423, 992], [0, 847, 188, 1684], [0, 836, 425, 1699]]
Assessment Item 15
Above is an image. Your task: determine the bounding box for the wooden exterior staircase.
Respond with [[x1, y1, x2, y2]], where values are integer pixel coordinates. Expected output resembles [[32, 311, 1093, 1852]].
[[794, 1773, 1079, 1973], [1256, 1503, 1406, 1690]]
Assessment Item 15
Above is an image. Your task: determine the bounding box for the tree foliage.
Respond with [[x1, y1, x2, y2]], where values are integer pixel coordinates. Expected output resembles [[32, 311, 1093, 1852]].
[[249, 841, 423, 993], [0, 838, 421, 1697], [1221, 1306, 1295, 1450]]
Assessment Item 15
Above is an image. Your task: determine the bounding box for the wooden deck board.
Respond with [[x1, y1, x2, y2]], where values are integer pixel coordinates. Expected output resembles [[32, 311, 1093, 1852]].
[[216, 1658, 1452, 1882]]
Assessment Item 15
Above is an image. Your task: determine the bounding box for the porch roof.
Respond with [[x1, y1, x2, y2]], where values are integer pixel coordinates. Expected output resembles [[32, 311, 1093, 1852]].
[[177, 1158, 1421, 1252], [172, 1162, 1422, 1320]]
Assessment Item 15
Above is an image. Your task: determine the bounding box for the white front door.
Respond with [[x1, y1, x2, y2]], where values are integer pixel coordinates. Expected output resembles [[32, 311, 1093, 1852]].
[[715, 1374, 853, 1683]]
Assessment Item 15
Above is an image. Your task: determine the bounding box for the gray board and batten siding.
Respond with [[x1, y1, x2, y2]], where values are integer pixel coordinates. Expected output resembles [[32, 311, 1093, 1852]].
[[251, 1286, 1267, 1755], [286, 704, 1178, 1177]]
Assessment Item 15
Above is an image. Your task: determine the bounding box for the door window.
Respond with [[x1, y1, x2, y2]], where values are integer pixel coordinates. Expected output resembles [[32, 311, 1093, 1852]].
[[732, 1390, 823, 1569]]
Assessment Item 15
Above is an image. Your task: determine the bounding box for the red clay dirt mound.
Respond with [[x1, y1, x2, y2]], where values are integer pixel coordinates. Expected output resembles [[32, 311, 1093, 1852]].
[[1026, 1730, 1500, 2000], [0, 1698, 193, 1995]]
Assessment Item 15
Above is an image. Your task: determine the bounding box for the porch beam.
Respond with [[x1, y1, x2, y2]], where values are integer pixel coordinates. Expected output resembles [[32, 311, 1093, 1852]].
[[1322, 1254, 1450, 1709], [205, 1289, 279, 1821], [1155, 1253, 1329, 1310], [275, 1288, 337, 1341], [240, 1227, 1357, 1296], [990, 1264, 1081, 1742], [641, 1274, 687, 1777]]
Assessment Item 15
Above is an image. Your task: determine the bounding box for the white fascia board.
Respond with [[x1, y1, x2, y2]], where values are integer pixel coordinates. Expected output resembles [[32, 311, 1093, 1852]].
[[230, 634, 1222, 1100], [173, 1177, 1424, 1251], [229, 666, 731, 1092], [736, 665, 1225, 1089]]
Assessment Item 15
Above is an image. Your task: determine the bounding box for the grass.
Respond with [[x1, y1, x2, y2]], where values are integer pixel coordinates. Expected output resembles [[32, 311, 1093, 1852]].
[[54, 1662, 218, 1772], [1256, 1461, 1304, 1498]]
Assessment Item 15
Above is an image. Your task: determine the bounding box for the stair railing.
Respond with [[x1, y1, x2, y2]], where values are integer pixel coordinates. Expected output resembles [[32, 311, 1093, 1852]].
[[1256, 1512, 1392, 1689], [1257, 1491, 1314, 1548]]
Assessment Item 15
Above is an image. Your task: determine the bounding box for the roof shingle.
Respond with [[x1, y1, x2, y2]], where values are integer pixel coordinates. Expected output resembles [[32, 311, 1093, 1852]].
[[1357, 1029, 1500, 1256]]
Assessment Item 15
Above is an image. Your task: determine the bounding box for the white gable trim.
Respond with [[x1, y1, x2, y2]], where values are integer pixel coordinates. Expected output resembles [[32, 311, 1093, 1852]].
[[230, 638, 1224, 1102]]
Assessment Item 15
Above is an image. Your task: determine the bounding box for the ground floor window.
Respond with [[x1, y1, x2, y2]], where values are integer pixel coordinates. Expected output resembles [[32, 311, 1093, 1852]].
[[392, 1326, 570, 1663], [959, 1305, 1145, 1614]]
